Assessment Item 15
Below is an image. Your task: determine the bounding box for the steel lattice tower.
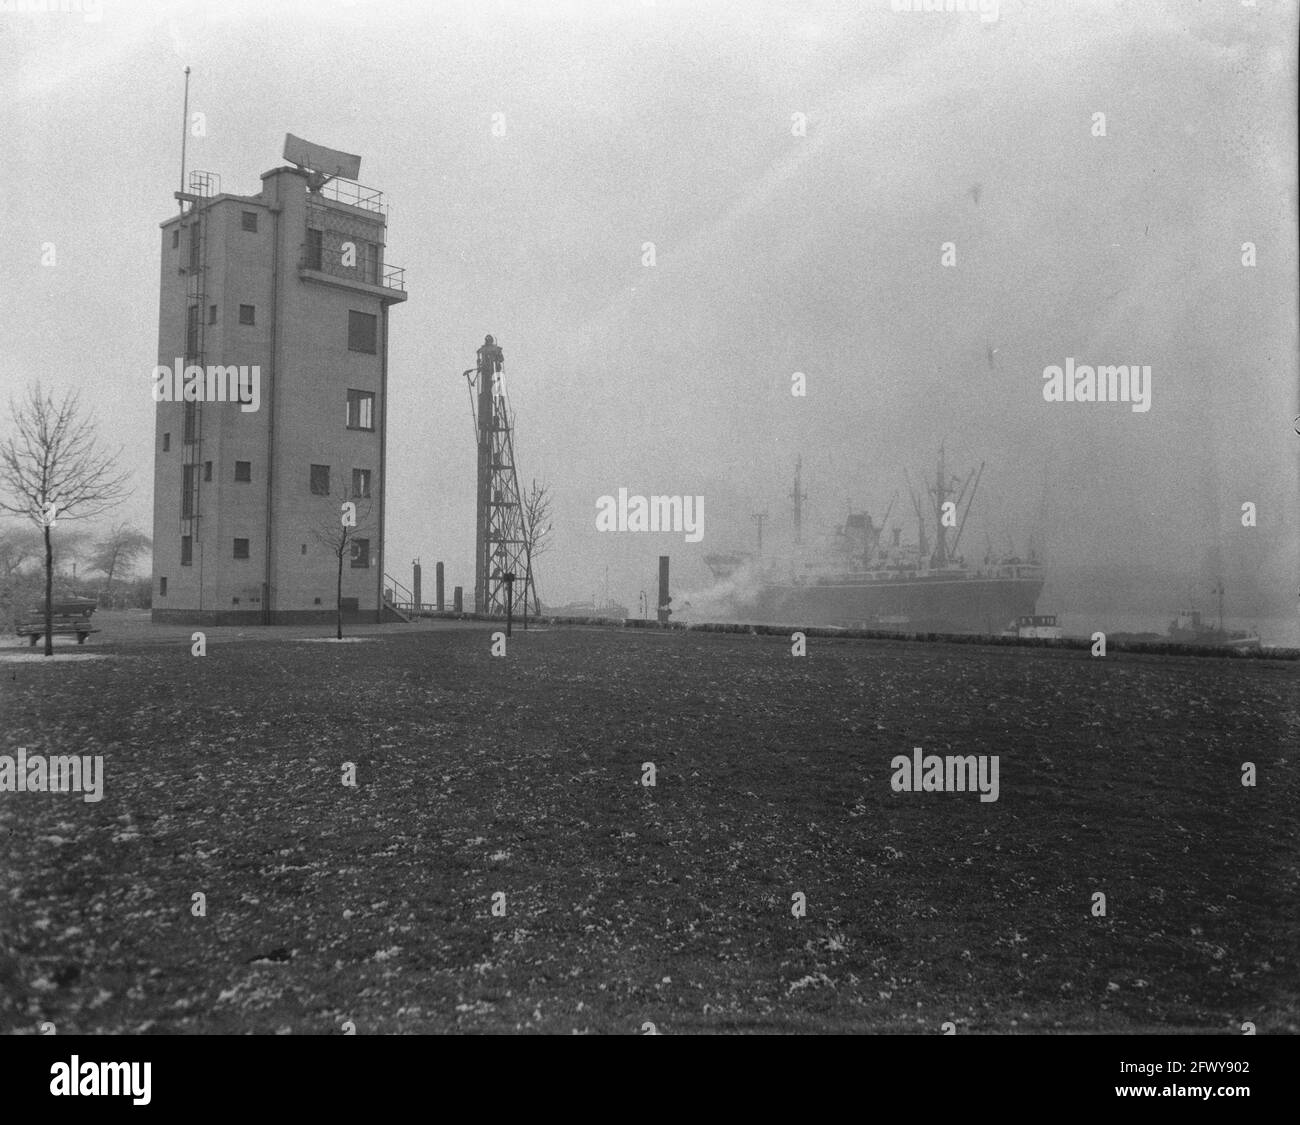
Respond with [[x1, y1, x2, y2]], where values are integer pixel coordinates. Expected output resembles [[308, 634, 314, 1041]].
[[467, 337, 538, 616]]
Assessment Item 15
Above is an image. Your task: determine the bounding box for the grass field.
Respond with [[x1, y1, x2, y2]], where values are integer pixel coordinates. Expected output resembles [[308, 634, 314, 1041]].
[[1, 611, 1297, 1034]]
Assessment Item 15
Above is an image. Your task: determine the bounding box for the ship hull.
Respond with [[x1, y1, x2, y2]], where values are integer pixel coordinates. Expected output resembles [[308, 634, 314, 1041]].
[[752, 575, 1043, 633]]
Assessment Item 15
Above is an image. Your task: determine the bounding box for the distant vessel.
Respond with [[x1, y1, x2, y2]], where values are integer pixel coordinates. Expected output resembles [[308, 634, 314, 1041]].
[[705, 448, 1044, 633], [1108, 583, 1262, 650], [1004, 614, 1063, 640], [1166, 583, 1260, 650]]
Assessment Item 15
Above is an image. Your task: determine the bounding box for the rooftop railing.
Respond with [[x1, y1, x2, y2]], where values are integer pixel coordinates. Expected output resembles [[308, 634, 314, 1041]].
[[314, 177, 387, 216]]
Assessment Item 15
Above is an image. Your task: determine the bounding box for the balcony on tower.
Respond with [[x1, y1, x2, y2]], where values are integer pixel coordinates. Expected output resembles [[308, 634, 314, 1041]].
[[298, 176, 406, 302]]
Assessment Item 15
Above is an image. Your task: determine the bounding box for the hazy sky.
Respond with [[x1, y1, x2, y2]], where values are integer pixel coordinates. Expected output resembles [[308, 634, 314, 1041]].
[[1, 0, 1296, 617]]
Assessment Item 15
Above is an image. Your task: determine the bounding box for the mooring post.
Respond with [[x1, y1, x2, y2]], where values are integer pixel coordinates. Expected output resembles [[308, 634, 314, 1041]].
[[436, 561, 445, 611], [412, 558, 422, 612], [453, 585, 463, 614], [657, 556, 671, 624], [503, 572, 515, 637]]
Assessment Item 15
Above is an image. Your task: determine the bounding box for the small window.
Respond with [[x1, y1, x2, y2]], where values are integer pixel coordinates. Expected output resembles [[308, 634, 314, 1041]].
[[239, 304, 256, 326], [301, 544, 307, 555], [181, 464, 197, 518], [159, 577, 167, 597], [348, 310, 377, 354], [241, 211, 258, 232], [313, 597, 322, 605], [162, 433, 170, 452], [310, 464, 331, 495], [233, 538, 250, 560], [234, 460, 251, 482], [181, 536, 192, 566], [172, 228, 179, 249], [203, 460, 212, 482], [346, 390, 375, 431], [208, 304, 217, 325], [350, 539, 370, 569], [352, 468, 372, 498]]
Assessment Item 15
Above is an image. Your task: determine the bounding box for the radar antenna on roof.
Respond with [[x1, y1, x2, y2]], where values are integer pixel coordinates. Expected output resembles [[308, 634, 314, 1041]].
[[282, 133, 362, 193]]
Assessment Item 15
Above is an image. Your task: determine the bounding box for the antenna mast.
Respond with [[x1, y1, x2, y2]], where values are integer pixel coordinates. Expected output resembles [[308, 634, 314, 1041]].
[[790, 455, 807, 546], [178, 66, 191, 214]]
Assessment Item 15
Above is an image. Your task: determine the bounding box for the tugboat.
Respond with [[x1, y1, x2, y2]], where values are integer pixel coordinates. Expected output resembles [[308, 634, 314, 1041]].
[[1167, 583, 1260, 650], [1004, 613, 1063, 640]]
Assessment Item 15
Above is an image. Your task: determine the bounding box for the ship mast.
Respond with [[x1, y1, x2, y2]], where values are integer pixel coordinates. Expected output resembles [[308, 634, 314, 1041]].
[[932, 444, 951, 567], [790, 455, 806, 547]]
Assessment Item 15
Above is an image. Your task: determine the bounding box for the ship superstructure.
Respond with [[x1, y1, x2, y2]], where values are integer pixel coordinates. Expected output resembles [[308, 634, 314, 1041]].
[[705, 448, 1044, 633]]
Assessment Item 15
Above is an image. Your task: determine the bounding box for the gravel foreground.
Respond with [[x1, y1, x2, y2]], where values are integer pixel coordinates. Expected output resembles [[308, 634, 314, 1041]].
[[1, 613, 1296, 1034]]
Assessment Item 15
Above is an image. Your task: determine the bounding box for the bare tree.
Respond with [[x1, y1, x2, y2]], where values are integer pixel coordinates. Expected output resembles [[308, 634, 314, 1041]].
[[88, 524, 152, 604], [310, 487, 375, 640], [0, 385, 129, 655], [520, 478, 552, 624], [0, 523, 42, 581]]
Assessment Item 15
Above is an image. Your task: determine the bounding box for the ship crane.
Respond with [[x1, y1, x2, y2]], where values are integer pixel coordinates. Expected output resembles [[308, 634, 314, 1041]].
[[950, 461, 984, 558]]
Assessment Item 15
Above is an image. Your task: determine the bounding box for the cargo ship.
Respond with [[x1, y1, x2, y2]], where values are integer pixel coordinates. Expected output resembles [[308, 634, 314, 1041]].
[[704, 448, 1044, 634]]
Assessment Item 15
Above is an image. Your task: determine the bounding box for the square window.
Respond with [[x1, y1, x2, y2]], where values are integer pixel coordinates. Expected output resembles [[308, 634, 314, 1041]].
[[241, 211, 258, 232], [350, 538, 370, 569], [347, 310, 377, 354], [181, 535, 192, 566], [163, 433, 170, 452], [234, 460, 251, 482], [208, 304, 217, 325], [233, 538, 250, 560], [159, 577, 167, 596], [239, 304, 256, 326], [310, 464, 330, 495], [313, 597, 321, 605], [203, 460, 212, 482], [352, 468, 372, 498], [346, 390, 375, 431]]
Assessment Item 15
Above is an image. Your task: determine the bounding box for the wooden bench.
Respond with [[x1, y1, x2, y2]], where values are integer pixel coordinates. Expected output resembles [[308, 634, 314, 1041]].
[[15, 598, 100, 646]]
